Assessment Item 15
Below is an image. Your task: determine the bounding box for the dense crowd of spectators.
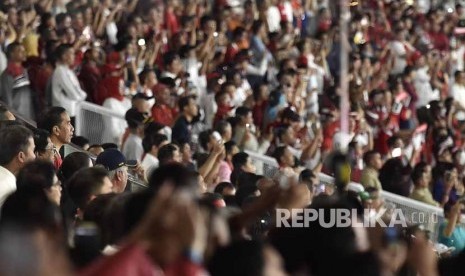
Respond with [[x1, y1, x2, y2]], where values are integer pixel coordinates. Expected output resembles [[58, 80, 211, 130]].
[[2, 0, 465, 275]]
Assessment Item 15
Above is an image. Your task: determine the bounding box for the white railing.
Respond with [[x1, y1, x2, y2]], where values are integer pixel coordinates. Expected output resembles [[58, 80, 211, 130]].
[[244, 150, 465, 242], [75, 101, 127, 145]]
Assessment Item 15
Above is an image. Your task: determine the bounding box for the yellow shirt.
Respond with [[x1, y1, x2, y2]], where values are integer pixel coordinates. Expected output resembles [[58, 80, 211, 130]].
[[410, 187, 440, 206]]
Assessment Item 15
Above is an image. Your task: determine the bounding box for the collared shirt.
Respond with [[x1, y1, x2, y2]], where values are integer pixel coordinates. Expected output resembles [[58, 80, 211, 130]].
[[51, 64, 87, 117], [410, 187, 440, 206], [360, 167, 382, 191], [141, 153, 159, 180], [0, 166, 16, 207], [122, 134, 144, 162]]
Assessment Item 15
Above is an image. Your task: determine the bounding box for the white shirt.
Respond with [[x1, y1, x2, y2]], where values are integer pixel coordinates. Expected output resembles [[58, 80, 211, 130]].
[[0, 49, 6, 75], [102, 97, 131, 145], [452, 83, 465, 120], [267, 6, 282, 33], [141, 153, 159, 180], [413, 67, 440, 108], [0, 166, 16, 208], [122, 134, 144, 162], [390, 41, 408, 75], [51, 64, 87, 117]]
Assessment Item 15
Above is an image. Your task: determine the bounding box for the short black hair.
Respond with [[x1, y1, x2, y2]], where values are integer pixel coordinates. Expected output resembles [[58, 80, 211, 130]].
[[411, 162, 427, 185], [71, 136, 89, 149], [200, 15, 214, 28], [199, 130, 214, 151], [386, 135, 401, 149], [142, 133, 168, 153], [178, 95, 196, 112], [224, 141, 237, 155], [67, 167, 109, 209], [5, 42, 22, 59], [38, 106, 66, 134], [214, 182, 235, 194], [215, 120, 231, 136], [363, 150, 379, 166], [0, 125, 33, 166], [148, 163, 198, 194], [157, 143, 179, 166], [235, 106, 251, 118], [17, 160, 56, 192], [33, 129, 50, 153], [273, 146, 287, 165], [138, 69, 155, 86], [58, 152, 92, 182], [54, 43, 73, 62], [101, 143, 118, 150], [163, 51, 180, 67], [232, 152, 249, 170]]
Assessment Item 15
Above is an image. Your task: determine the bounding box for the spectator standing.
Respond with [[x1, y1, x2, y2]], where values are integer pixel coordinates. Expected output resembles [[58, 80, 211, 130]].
[[50, 44, 86, 119], [0, 42, 34, 119], [122, 108, 148, 162], [172, 95, 198, 145]]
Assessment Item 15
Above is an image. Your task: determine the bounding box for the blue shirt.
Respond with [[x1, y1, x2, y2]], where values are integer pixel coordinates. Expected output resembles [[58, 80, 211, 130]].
[[438, 221, 465, 255]]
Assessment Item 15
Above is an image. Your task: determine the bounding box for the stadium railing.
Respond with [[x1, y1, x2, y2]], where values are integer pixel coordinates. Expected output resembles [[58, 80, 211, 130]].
[[75, 101, 127, 146], [0, 101, 146, 191], [245, 150, 465, 242], [70, 101, 462, 241]]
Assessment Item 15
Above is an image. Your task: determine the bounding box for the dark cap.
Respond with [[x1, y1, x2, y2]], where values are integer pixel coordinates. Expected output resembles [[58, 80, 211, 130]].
[[132, 93, 154, 101], [95, 148, 137, 171], [125, 108, 151, 128]]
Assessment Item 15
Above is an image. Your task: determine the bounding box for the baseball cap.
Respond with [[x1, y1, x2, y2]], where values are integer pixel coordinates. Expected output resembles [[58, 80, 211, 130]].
[[132, 93, 154, 101], [95, 148, 137, 171]]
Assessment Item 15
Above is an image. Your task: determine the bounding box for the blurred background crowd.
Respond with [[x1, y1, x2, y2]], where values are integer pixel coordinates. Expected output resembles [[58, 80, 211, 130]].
[[2, 0, 465, 275]]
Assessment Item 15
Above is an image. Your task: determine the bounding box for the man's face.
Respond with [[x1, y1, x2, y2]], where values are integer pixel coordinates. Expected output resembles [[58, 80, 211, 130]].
[[372, 153, 383, 170], [186, 98, 198, 117], [243, 157, 256, 173], [283, 127, 296, 145], [22, 137, 36, 165], [56, 112, 74, 144], [282, 148, 295, 167], [62, 48, 75, 66], [11, 45, 26, 63]]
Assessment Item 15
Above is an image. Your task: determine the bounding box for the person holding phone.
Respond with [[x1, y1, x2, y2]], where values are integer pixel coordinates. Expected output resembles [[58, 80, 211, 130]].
[[438, 201, 465, 255]]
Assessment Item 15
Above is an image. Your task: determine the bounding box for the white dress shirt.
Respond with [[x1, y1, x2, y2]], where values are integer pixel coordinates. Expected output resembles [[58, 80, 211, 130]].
[[51, 64, 87, 117], [141, 153, 159, 180], [122, 134, 144, 162], [0, 166, 16, 208], [102, 97, 131, 145]]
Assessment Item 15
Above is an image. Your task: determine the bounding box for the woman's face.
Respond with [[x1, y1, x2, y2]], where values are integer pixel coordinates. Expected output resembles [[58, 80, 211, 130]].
[[45, 175, 62, 206]]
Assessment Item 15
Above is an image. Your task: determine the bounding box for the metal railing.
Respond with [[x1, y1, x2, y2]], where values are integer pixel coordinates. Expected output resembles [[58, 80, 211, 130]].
[[0, 101, 147, 191], [244, 150, 464, 242]]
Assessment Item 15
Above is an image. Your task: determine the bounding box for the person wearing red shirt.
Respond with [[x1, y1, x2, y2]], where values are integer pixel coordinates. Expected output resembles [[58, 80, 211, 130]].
[[152, 83, 176, 127], [78, 47, 102, 103]]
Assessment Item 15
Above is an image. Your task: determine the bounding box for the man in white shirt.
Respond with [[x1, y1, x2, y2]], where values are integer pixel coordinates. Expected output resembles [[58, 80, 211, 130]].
[[0, 125, 36, 206], [51, 44, 87, 118], [141, 133, 169, 180], [122, 108, 149, 162], [452, 70, 465, 121]]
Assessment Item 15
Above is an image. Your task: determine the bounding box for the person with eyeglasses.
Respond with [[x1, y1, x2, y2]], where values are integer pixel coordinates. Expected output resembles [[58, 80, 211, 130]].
[[33, 128, 56, 163]]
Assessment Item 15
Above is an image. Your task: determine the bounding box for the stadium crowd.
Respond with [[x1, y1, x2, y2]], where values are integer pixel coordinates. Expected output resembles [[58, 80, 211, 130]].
[[2, 0, 465, 275]]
